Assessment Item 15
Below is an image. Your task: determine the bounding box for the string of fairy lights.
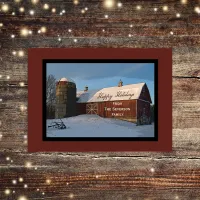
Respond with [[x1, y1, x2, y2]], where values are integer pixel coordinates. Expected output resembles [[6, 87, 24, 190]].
[[3, 156, 55, 200], [0, 0, 199, 62], [3, 153, 159, 200], [3, 158, 40, 200], [0, 0, 200, 199]]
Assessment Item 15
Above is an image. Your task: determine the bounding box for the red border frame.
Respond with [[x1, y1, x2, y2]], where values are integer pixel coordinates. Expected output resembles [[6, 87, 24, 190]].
[[28, 48, 172, 152]]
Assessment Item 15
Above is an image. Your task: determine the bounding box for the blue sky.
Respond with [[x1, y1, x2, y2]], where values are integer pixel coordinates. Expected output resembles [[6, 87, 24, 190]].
[[47, 63, 155, 104]]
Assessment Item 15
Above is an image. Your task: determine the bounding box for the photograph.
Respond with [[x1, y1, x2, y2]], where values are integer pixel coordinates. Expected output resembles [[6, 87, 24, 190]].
[[44, 60, 157, 140]]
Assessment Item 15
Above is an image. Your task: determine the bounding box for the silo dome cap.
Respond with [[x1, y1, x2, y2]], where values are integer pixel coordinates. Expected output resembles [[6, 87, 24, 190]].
[[59, 77, 75, 83]]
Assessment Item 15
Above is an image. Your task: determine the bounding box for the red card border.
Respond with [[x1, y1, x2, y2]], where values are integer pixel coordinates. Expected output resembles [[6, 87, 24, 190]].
[[28, 48, 172, 152]]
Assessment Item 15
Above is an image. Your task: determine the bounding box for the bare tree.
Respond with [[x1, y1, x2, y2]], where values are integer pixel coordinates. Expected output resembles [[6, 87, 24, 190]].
[[46, 74, 56, 119]]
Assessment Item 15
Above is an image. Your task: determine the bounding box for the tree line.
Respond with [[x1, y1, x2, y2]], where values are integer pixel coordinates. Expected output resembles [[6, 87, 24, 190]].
[[46, 74, 56, 119]]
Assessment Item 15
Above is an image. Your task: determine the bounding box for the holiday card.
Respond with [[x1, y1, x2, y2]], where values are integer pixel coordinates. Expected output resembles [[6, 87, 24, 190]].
[[28, 48, 172, 151]]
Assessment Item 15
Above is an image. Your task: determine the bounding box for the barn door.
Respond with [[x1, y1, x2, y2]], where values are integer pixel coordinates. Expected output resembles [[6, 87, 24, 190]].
[[86, 103, 98, 114]]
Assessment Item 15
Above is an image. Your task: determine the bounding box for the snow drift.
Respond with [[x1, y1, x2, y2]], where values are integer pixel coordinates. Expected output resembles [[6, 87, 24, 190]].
[[47, 114, 154, 138]]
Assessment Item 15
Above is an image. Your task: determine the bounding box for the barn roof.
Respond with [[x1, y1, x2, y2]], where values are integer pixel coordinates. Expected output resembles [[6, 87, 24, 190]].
[[77, 83, 150, 103]]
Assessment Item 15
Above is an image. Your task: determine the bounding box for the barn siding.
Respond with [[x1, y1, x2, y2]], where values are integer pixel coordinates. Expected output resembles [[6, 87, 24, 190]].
[[76, 103, 86, 115], [98, 100, 137, 122], [76, 100, 151, 124]]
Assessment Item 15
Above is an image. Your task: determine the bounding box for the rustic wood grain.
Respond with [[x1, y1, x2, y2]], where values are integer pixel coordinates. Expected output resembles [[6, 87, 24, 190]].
[[0, 0, 200, 199]]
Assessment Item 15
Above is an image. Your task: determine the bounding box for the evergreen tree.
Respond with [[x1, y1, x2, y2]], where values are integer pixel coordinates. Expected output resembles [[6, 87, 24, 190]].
[[150, 104, 154, 122]]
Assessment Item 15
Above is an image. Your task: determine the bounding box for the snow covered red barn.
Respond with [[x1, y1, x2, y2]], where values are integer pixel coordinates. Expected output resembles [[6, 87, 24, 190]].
[[76, 80, 152, 124], [55, 78, 152, 124]]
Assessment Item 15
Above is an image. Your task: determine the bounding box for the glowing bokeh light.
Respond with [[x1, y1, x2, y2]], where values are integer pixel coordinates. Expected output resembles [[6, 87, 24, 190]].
[[43, 4, 49, 10], [52, 8, 56, 13], [21, 28, 29, 36], [31, 0, 39, 4], [103, 0, 115, 9], [4, 189, 11, 195], [18, 196, 28, 200], [19, 7, 25, 12], [18, 50, 24, 57], [2, 4, 9, 12], [73, 0, 79, 5], [163, 5, 168, 12], [40, 26, 47, 33]]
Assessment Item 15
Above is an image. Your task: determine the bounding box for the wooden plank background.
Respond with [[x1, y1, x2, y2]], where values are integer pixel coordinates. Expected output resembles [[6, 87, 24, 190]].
[[0, 0, 200, 199]]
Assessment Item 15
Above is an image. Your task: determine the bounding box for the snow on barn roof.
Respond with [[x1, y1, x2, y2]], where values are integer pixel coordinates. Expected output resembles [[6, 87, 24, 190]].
[[76, 91, 86, 98], [77, 83, 146, 103], [59, 77, 75, 83]]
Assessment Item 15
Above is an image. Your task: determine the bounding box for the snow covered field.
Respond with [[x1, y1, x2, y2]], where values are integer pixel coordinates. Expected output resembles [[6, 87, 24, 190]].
[[46, 114, 154, 138]]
